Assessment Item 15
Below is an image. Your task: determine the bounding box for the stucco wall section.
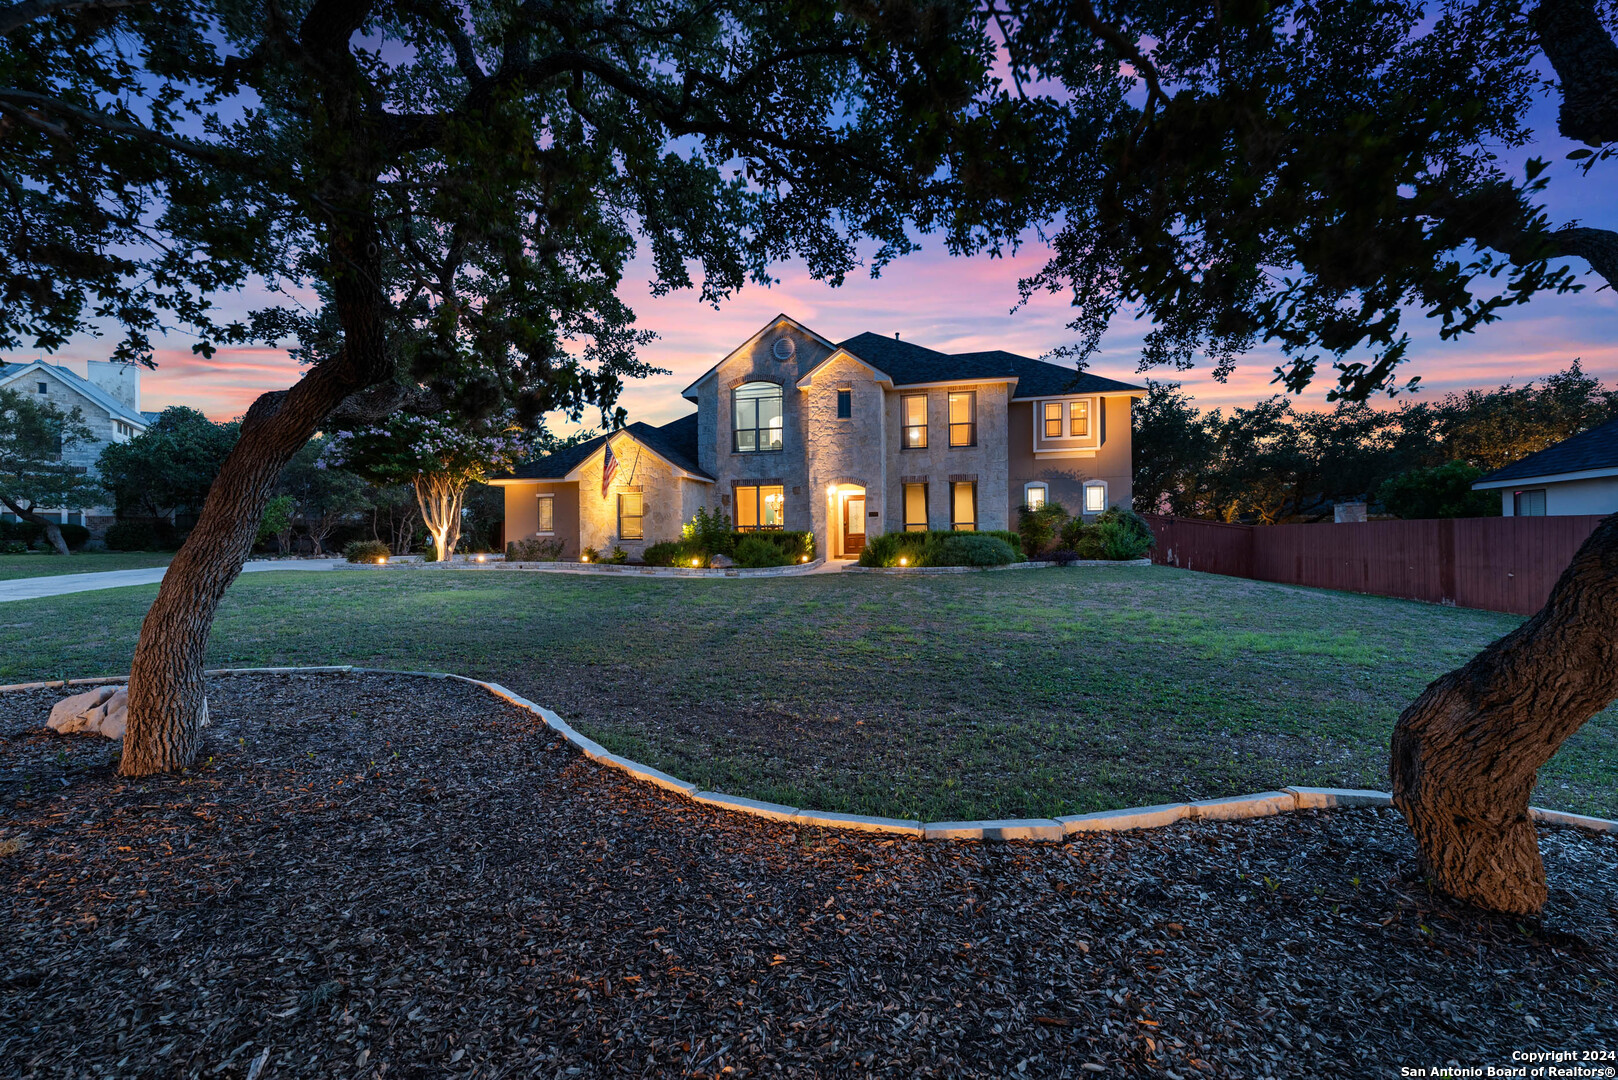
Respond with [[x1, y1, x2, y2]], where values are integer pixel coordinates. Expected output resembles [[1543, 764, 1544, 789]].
[[882, 382, 1010, 531], [502, 481, 580, 557], [1007, 395, 1135, 517]]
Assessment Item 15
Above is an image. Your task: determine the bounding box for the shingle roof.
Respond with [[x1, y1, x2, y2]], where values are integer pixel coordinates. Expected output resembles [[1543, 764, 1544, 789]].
[[0, 360, 148, 426], [832, 333, 1142, 397], [497, 412, 711, 482], [1475, 417, 1618, 484]]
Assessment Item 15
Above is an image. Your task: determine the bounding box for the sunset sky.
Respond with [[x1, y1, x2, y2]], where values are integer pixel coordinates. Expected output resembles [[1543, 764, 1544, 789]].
[[19, 86, 1618, 430]]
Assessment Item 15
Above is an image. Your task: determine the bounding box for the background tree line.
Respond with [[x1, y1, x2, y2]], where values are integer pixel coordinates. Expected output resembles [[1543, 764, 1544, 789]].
[[1133, 362, 1618, 523], [94, 410, 518, 556]]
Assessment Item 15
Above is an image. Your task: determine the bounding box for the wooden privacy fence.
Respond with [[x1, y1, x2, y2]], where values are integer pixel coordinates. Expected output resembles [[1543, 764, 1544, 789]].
[[1144, 514, 1608, 616]]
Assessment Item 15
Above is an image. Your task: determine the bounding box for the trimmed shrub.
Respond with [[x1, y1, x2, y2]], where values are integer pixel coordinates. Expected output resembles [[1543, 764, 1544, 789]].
[[734, 534, 792, 567], [57, 523, 90, 550], [858, 529, 1019, 568], [642, 540, 683, 567], [607, 546, 629, 564], [0, 519, 42, 546], [345, 539, 392, 563], [0, 540, 26, 554], [1048, 549, 1081, 566], [727, 530, 813, 563], [104, 519, 178, 551], [508, 536, 567, 561], [930, 533, 1017, 566]]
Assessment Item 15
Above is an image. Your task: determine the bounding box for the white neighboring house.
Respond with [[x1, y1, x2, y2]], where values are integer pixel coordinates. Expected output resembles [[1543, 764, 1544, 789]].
[[1472, 417, 1618, 516], [0, 359, 154, 537]]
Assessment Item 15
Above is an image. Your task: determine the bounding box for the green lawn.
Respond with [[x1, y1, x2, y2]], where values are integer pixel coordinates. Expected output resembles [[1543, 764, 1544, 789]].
[[0, 551, 173, 580], [2, 565, 1612, 821]]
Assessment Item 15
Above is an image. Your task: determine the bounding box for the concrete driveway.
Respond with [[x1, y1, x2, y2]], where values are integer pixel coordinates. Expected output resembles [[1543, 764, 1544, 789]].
[[0, 559, 348, 604]]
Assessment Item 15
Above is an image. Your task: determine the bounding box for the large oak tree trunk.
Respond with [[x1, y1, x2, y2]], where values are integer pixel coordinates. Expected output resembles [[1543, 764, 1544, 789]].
[[1390, 514, 1618, 914], [120, 345, 384, 775]]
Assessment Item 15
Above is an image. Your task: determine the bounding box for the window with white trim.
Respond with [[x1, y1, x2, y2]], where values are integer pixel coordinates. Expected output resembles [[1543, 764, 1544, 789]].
[[1043, 402, 1063, 438], [1023, 482, 1048, 511], [1084, 481, 1107, 514], [536, 493, 555, 534], [1069, 399, 1091, 438]]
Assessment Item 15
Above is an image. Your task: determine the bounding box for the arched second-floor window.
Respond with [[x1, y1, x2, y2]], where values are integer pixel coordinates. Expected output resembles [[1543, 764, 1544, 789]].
[[733, 381, 784, 452]]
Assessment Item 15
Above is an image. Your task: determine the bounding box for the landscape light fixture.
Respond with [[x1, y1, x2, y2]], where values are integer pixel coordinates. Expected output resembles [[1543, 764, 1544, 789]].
[[377, 557, 386, 565], [693, 557, 702, 567], [581, 554, 589, 563], [898, 556, 907, 566]]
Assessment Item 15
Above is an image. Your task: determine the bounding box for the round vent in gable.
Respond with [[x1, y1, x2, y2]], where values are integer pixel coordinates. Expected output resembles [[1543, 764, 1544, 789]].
[[771, 337, 796, 361]]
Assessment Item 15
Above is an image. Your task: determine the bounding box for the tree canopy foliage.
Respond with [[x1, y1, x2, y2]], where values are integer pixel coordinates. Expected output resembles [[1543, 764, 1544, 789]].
[[1001, 0, 1618, 401], [1133, 362, 1618, 521], [96, 406, 239, 521]]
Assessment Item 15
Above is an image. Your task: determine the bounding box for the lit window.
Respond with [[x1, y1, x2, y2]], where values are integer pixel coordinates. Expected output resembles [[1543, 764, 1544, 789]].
[[1070, 399, 1091, 438], [1024, 483, 1047, 511], [735, 485, 785, 530], [948, 391, 976, 447], [836, 388, 852, 419], [903, 482, 928, 532], [536, 494, 554, 534], [951, 481, 976, 530], [902, 394, 927, 448], [1514, 489, 1546, 517], [733, 382, 784, 452], [1084, 482, 1107, 514], [618, 492, 644, 539], [1043, 402, 1063, 438]]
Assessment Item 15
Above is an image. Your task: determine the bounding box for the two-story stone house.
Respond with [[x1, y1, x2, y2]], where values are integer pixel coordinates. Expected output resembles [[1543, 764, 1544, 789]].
[[0, 359, 152, 536], [494, 315, 1144, 560]]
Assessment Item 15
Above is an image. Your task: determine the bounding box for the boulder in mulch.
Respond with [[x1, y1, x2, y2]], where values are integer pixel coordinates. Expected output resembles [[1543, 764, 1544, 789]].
[[46, 685, 127, 739], [708, 553, 735, 568]]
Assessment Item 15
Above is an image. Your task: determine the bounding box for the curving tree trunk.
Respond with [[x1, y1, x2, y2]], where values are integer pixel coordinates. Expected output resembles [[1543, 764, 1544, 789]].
[[414, 474, 465, 562], [1390, 514, 1618, 914]]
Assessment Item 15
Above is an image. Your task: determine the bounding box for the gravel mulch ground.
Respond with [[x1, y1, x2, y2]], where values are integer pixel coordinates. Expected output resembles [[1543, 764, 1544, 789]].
[[2, 672, 1616, 1079]]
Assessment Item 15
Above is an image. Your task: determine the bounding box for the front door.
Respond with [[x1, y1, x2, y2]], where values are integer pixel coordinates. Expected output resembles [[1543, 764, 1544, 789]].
[[843, 494, 866, 556]]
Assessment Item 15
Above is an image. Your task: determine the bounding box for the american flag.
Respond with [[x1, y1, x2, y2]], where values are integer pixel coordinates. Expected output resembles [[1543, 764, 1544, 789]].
[[601, 439, 618, 497]]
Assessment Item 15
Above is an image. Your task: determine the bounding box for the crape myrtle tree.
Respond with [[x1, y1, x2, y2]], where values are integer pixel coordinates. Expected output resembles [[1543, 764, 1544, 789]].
[[318, 413, 527, 561], [1, 0, 1031, 775], [998, 0, 1618, 912], [0, 387, 104, 554]]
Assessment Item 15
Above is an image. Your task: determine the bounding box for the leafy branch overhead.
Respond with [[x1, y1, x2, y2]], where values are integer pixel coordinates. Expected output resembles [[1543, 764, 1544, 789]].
[[998, 0, 1618, 401], [0, 0, 1031, 429]]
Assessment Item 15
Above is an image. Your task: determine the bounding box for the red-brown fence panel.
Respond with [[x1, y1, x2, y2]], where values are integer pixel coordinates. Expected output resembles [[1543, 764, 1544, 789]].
[[1143, 513, 1607, 616], [1144, 515, 1254, 579]]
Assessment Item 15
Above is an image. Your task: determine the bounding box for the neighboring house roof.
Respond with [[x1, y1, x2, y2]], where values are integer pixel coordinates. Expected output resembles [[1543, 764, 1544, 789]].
[[495, 412, 712, 482], [1472, 417, 1618, 489], [832, 333, 1143, 397], [0, 360, 149, 427]]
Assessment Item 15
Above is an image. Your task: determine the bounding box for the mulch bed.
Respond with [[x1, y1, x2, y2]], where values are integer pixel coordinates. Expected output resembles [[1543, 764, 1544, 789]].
[[2, 673, 1615, 1079]]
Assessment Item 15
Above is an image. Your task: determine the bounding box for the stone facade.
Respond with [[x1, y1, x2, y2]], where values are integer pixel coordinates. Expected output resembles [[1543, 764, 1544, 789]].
[[497, 314, 1142, 561]]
